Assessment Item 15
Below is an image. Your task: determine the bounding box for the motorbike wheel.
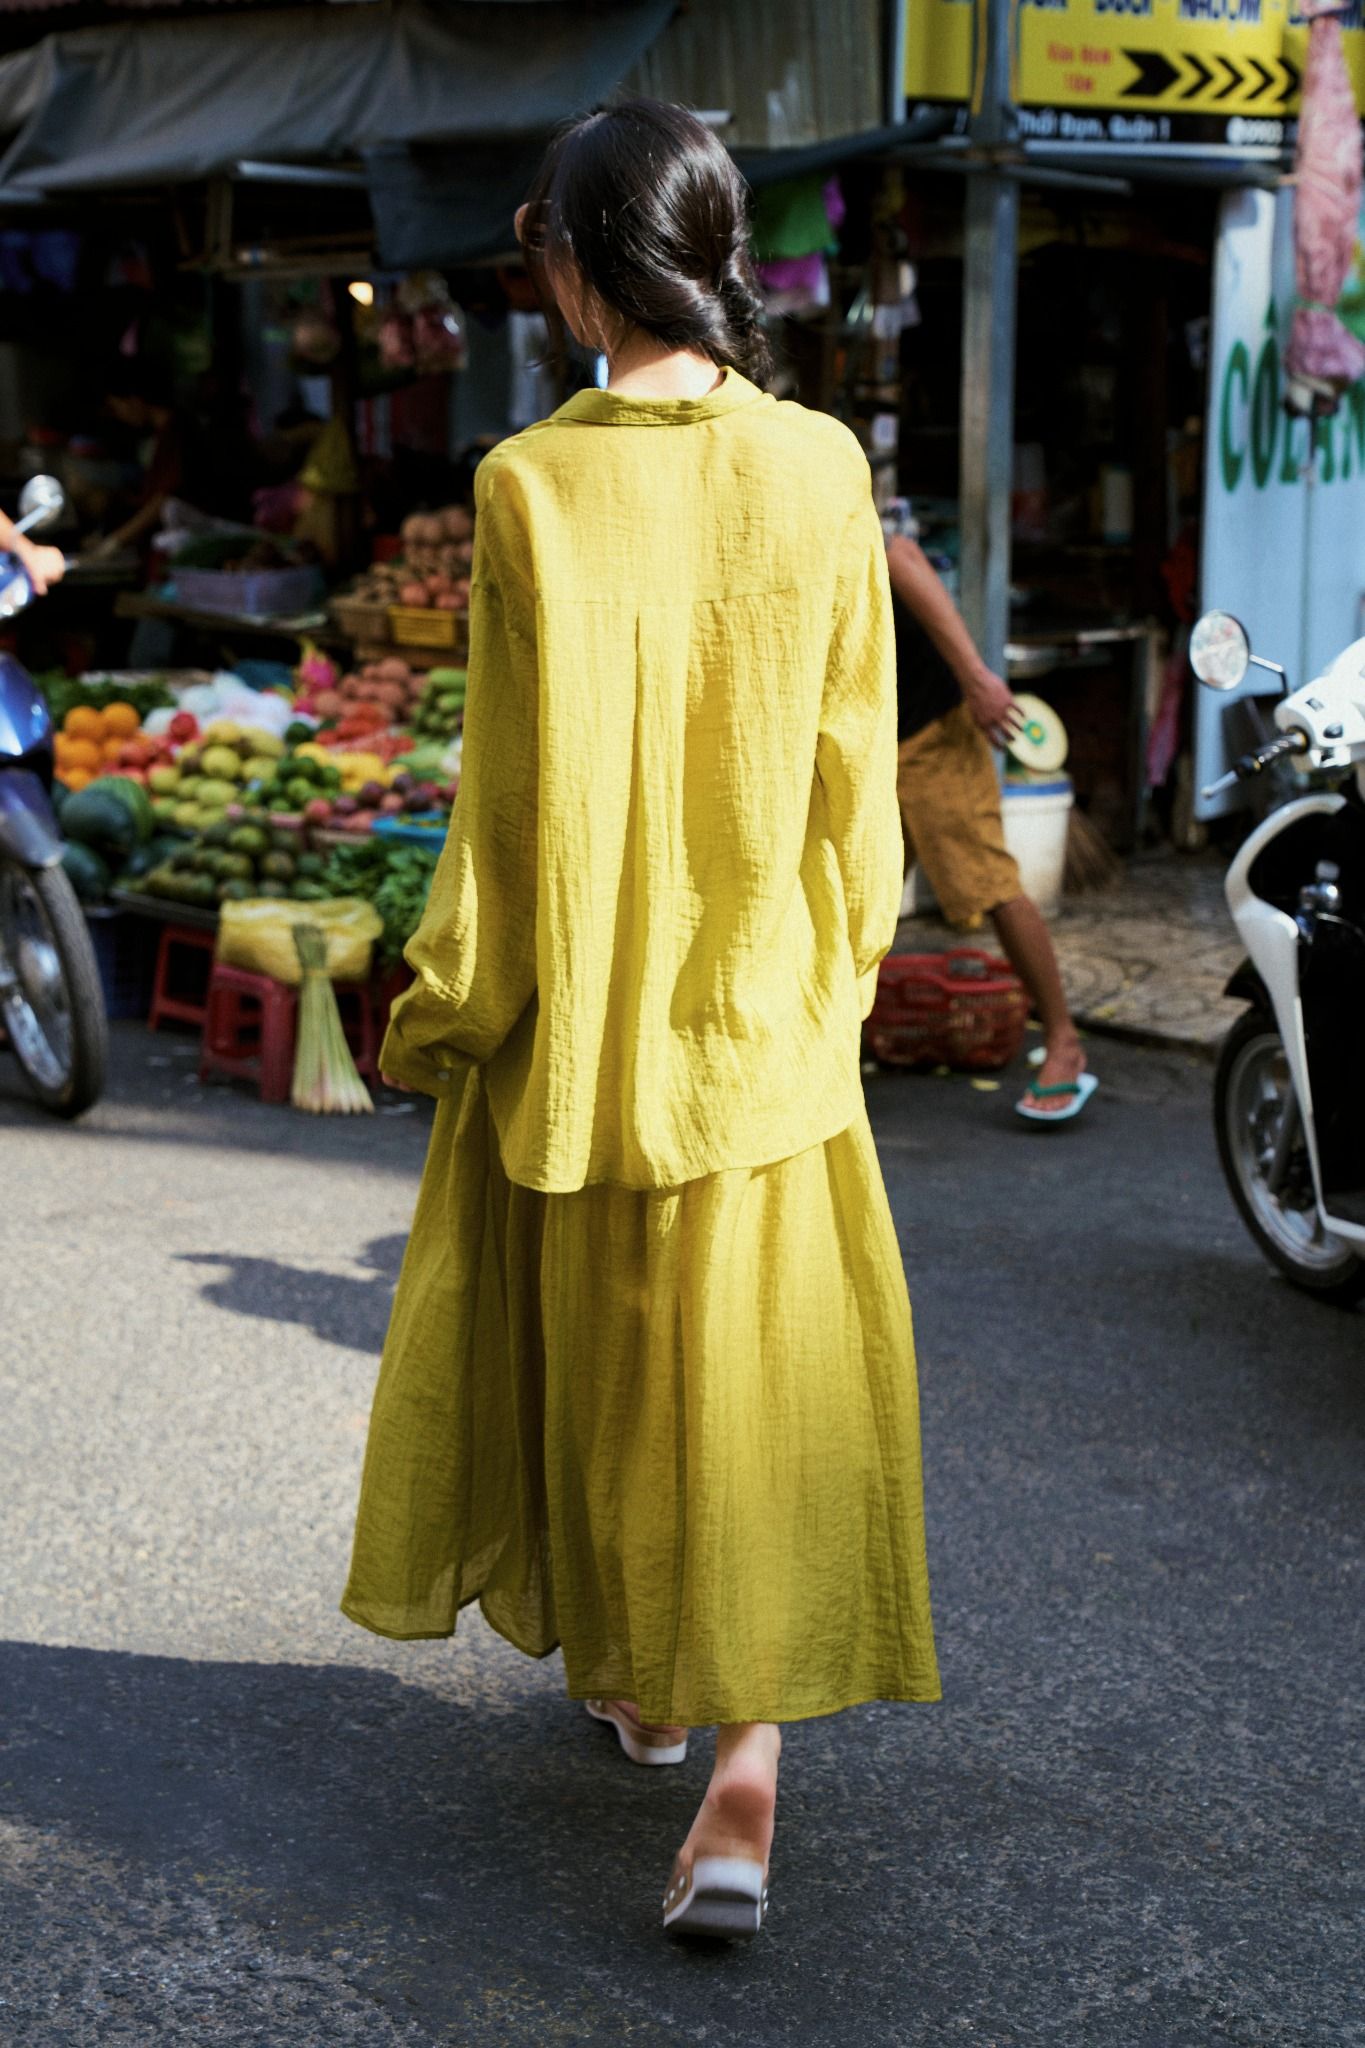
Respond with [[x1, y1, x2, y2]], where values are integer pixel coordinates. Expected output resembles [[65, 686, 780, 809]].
[[1214, 1008, 1365, 1306], [0, 857, 107, 1117]]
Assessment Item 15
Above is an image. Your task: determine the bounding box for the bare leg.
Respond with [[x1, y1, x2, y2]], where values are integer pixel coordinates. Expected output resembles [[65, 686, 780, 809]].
[[672, 1722, 781, 1884], [989, 894, 1085, 1112]]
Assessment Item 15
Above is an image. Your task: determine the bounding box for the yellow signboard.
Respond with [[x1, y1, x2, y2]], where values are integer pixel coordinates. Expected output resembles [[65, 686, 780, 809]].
[[904, 0, 1365, 134]]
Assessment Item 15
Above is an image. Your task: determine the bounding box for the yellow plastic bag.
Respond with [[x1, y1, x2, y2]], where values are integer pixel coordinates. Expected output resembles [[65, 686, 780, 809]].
[[216, 897, 383, 988]]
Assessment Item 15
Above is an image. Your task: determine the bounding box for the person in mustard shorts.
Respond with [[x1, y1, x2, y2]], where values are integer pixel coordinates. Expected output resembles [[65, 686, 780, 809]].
[[886, 535, 1095, 1121], [342, 101, 939, 1943]]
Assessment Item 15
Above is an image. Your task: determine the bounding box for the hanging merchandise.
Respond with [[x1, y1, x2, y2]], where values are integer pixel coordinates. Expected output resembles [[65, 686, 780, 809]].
[[753, 175, 844, 316], [377, 273, 466, 377], [298, 417, 360, 497], [1283, 0, 1365, 417], [291, 308, 342, 368]]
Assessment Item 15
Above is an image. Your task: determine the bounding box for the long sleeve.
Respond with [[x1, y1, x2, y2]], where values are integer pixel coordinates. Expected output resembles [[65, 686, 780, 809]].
[[816, 488, 902, 1018], [379, 464, 539, 1097]]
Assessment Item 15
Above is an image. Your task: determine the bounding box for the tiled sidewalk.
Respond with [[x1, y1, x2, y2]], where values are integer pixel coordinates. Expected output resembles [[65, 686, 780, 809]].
[[895, 852, 1245, 1054]]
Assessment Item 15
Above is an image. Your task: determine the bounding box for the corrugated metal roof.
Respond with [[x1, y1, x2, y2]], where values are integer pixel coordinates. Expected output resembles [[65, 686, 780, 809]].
[[626, 0, 886, 149]]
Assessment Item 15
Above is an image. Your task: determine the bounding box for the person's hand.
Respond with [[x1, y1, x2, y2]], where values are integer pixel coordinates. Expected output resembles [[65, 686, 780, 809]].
[[963, 666, 1024, 750], [16, 539, 66, 595]]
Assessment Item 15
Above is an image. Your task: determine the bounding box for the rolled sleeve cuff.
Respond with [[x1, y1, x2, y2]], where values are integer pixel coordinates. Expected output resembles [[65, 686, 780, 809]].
[[378, 1015, 473, 1100]]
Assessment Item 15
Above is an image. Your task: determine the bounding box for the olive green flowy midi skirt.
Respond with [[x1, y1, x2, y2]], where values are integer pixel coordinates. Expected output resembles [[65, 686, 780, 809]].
[[342, 1070, 940, 1726]]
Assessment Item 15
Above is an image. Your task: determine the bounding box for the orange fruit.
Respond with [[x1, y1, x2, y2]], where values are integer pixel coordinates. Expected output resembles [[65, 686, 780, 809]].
[[63, 705, 104, 740], [101, 702, 140, 738], [100, 735, 124, 763], [62, 737, 101, 772], [61, 768, 94, 793]]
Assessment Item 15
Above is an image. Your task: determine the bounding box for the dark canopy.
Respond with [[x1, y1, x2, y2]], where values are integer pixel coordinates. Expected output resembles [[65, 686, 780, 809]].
[[0, 0, 673, 201]]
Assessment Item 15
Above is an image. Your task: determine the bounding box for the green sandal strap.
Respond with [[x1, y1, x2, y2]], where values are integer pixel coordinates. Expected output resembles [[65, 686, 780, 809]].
[[1025, 1080, 1083, 1098]]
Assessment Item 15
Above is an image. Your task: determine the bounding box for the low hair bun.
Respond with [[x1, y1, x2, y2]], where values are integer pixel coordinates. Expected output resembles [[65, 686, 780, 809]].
[[524, 99, 774, 387]]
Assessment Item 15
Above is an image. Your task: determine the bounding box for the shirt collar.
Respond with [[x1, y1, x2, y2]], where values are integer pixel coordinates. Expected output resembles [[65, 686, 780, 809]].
[[554, 366, 768, 427]]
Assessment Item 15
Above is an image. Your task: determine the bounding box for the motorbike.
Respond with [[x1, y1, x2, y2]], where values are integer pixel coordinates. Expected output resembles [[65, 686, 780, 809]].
[[1192, 610, 1365, 1305], [0, 475, 107, 1116]]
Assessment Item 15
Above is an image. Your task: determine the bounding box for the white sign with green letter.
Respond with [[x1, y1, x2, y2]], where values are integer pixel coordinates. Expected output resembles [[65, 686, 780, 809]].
[[1198, 188, 1365, 818]]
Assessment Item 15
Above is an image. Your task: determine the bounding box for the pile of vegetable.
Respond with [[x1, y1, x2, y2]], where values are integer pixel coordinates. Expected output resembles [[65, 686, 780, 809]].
[[408, 668, 467, 740], [332, 508, 473, 617], [293, 652, 425, 731], [313, 839, 441, 963], [292, 921, 373, 1116], [146, 721, 292, 834], [292, 761, 454, 836], [135, 822, 330, 912]]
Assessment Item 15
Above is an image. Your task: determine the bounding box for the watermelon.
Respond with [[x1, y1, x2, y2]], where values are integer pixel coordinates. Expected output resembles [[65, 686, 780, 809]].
[[92, 775, 155, 843], [60, 840, 111, 904], [61, 786, 140, 859]]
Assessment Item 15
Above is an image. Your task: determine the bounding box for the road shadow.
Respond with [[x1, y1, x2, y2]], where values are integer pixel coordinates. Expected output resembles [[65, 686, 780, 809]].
[[177, 1234, 408, 1354], [3, 1633, 1362, 2048]]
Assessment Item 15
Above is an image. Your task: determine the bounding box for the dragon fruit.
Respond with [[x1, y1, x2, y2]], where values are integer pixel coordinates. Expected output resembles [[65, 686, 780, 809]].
[[297, 642, 340, 698]]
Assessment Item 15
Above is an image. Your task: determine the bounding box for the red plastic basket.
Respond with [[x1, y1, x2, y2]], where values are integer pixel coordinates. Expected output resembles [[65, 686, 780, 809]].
[[863, 950, 1030, 1071]]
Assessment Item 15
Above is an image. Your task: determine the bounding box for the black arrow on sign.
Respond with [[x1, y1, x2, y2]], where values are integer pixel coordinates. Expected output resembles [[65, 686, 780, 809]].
[[1121, 49, 1181, 98], [1244, 56, 1275, 100], [1277, 54, 1301, 105], [1180, 54, 1215, 100], [1212, 54, 1243, 101]]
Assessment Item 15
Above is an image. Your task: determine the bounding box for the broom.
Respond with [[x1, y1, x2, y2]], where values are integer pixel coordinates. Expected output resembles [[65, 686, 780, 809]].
[[1063, 803, 1122, 894], [291, 922, 373, 1115]]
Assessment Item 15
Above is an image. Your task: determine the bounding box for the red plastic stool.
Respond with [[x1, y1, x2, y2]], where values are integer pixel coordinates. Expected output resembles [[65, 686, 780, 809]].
[[147, 923, 217, 1034], [198, 961, 299, 1104], [334, 979, 383, 1084]]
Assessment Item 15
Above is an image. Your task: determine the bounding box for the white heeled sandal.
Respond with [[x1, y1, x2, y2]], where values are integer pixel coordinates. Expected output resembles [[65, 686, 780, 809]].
[[585, 1698, 688, 1767], [662, 1856, 769, 1940]]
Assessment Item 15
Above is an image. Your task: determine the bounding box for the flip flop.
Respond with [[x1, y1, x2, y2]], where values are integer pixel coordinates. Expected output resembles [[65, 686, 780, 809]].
[[585, 1699, 688, 1767], [1015, 1072, 1099, 1124], [663, 1856, 769, 1940]]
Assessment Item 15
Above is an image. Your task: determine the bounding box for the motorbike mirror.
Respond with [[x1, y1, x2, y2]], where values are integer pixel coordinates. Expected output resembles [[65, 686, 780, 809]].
[[1190, 610, 1251, 692], [16, 474, 64, 533]]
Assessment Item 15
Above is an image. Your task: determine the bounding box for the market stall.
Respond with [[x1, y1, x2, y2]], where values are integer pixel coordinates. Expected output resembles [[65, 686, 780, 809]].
[[38, 626, 466, 1107]]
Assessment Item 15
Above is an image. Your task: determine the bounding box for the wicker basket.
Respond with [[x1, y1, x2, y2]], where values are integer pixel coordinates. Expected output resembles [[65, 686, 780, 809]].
[[331, 595, 392, 643], [388, 606, 469, 656]]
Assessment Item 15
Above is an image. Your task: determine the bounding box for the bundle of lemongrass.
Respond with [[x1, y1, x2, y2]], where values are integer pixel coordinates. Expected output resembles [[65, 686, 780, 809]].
[[291, 921, 373, 1115]]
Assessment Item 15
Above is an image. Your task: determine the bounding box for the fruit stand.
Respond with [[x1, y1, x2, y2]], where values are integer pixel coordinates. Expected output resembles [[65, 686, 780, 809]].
[[26, 489, 485, 1109]]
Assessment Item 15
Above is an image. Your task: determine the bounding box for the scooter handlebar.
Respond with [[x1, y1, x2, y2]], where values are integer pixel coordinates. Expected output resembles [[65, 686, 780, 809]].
[[1200, 729, 1309, 803]]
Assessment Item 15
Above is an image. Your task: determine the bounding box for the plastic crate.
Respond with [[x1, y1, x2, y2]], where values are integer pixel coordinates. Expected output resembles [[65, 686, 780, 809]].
[[388, 606, 469, 656], [85, 906, 157, 1021], [173, 565, 324, 618], [372, 812, 448, 845], [863, 950, 1029, 1071]]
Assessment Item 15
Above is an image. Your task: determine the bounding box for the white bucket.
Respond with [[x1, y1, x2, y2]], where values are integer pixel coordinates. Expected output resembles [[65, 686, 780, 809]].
[[1001, 774, 1073, 917]]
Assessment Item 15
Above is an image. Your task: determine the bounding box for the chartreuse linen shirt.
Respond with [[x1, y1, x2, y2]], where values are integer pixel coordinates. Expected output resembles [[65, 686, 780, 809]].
[[380, 368, 901, 1193]]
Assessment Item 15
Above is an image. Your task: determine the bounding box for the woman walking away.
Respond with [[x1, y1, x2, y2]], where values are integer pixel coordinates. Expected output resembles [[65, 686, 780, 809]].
[[342, 99, 939, 1941]]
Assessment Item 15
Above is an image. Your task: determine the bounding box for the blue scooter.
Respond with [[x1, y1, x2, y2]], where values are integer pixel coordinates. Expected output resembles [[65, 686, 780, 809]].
[[0, 475, 107, 1115]]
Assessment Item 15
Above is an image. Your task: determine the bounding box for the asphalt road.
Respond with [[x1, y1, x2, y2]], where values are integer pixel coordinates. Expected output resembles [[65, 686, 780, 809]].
[[0, 1024, 1360, 2047]]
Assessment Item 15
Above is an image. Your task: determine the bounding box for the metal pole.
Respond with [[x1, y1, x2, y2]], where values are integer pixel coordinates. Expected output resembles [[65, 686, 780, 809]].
[[958, 0, 1019, 673]]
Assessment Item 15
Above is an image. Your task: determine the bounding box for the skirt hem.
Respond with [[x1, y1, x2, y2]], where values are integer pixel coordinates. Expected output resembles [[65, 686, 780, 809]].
[[340, 1592, 942, 1726]]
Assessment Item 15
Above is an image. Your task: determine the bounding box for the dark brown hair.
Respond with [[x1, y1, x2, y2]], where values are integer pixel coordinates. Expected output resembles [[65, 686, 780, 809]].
[[521, 98, 772, 386]]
